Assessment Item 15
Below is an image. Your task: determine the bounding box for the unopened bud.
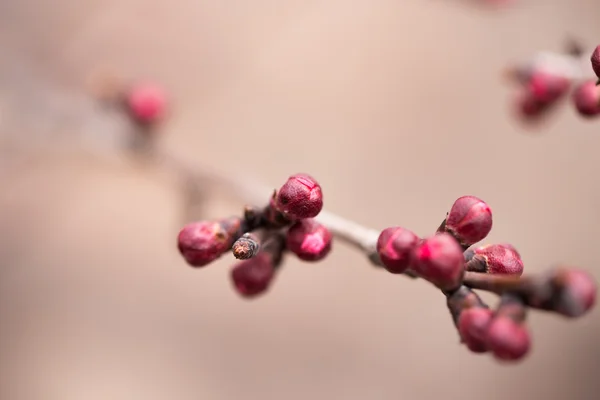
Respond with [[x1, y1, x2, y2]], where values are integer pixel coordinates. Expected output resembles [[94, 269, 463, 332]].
[[572, 80, 600, 117], [178, 218, 242, 267], [230, 253, 276, 298], [376, 227, 420, 274], [411, 233, 465, 291], [286, 219, 332, 262], [465, 244, 524, 276], [443, 196, 493, 248], [275, 174, 323, 219]]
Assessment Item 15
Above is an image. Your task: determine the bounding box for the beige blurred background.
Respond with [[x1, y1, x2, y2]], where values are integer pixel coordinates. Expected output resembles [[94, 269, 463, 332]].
[[1, 1, 600, 400]]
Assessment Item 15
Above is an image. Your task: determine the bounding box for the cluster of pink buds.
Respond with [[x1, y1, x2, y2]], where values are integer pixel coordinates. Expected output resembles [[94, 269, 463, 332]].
[[178, 174, 332, 298], [177, 173, 597, 363], [377, 195, 595, 362], [509, 44, 600, 122]]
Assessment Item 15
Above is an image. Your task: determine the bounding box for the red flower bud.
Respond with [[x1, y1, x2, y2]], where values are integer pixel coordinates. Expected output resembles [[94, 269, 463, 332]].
[[376, 227, 420, 274], [485, 316, 531, 362], [572, 80, 600, 117], [444, 196, 492, 247], [466, 244, 524, 276], [526, 71, 570, 104], [286, 219, 332, 262], [458, 307, 494, 353], [126, 82, 167, 125], [591, 45, 600, 79], [275, 174, 323, 219], [231, 253, 275, 298], [411, 233, 464, 290], [178, 218, 241, 267], [553, 268, 597, 318]]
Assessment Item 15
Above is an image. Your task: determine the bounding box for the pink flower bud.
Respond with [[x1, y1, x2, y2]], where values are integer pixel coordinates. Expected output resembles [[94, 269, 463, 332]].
[[445, 196, 493, 247], [411, 233, 465, 290], [275, 174, 323, 219], [126, 83, 167, 125], [572, 80, 600, 117], [526, 71, 570, 104], [376, 227, 420, 274], [178, 218, 241, 267], [591, 45, 600, 79], [231, 253, 275, 298], [467, 244, 524, 276], [554, 269, 597, 318], [458, 307, 494, 353], [485, 316, 531, 362], [286, 219, 332, 262]]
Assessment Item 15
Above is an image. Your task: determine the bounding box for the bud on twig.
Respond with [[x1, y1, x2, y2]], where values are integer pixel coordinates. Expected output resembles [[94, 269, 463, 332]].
[[177, 217, 243, 267], [275, 174, 323, 219], [230, 233, 286, 298], [459, 307, 494, 353], [446, 286, 491, 353], [411, 233, 465, 291], [485, 294, 530, 362], [286, 219, 332, 262], [231, 253, 276, 298], [441, 196, 492, 249], [572, 80, 600, 117], [464, 244, 524, 276], [376, 227, 420, 274]]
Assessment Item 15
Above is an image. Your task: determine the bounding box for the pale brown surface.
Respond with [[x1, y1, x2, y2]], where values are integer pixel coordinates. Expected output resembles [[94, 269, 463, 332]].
[[1, 2, 600, 400]]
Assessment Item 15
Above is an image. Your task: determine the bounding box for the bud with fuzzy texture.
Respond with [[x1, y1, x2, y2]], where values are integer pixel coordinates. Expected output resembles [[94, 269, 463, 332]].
[[411, 233, 465, 290], [178, 217, 242, 267], [572, 80, 600, 117], [465, 244, 524, 276], [458, 307, 494, 353], [125, 83, 167, 125], [376, 227, 420, 274], [485, 295, 530, 362], [591, 45, 600, 79], [231, 253, 276, 298], [286, 219, 332, 262], [275, 174, 323, 219], [443, 196, 492, 248]]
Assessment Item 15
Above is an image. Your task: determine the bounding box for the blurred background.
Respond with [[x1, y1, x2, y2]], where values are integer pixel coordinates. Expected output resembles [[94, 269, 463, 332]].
[[1, 1, 600, 399]]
